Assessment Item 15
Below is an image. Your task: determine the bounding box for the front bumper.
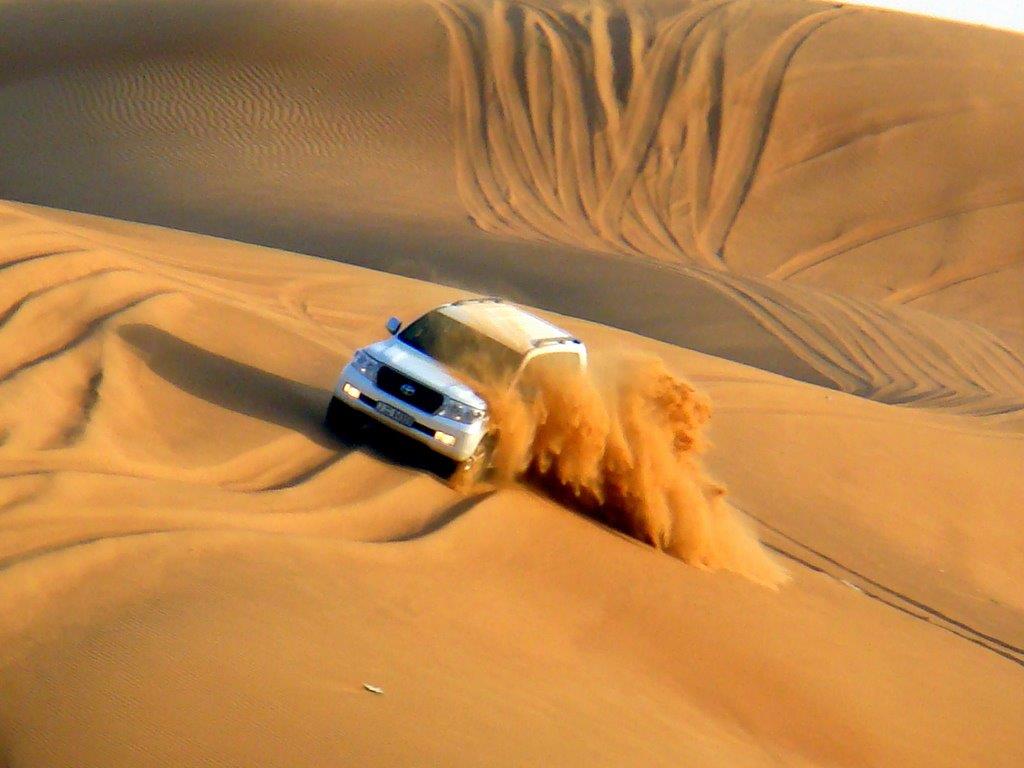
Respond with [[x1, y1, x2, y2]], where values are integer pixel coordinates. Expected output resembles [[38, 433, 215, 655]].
[[333, 365, 488, 462]]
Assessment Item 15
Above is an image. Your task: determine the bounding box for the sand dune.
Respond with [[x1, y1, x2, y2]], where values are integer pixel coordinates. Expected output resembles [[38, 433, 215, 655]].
[[2, 0, 1022, 406], [432, 0, 1024, 297], [1, 200, 1021, 766], [1, 0, 1023, 765], [431, 0, 1024, 411], [432, 0, 850, 266]]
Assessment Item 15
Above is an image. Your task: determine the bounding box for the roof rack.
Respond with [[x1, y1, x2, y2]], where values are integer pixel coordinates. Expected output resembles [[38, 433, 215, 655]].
[[449, 296, 506, 306], [531, 336, 580, 348]]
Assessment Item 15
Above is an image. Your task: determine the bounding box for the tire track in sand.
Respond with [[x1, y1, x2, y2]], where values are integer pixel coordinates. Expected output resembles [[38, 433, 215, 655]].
[[431, 0, 848, 266], [741, 504, 1024, 671], [431, 0, 1024, 416]]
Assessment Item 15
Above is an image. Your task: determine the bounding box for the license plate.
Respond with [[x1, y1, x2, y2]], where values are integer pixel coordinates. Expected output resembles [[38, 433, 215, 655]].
[[376, 401, 415, 427]]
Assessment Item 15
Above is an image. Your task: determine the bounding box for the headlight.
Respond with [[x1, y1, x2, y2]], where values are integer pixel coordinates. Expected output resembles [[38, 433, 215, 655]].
[[352, 349, 382, 379], [436, 397, 485, 423]]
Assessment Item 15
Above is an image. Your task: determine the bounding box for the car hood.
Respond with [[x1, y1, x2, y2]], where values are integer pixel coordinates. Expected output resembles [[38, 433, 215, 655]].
[[364, 338, 488, 410]]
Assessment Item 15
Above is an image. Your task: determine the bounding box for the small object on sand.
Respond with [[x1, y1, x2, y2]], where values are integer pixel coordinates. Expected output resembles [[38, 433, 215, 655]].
[[363, 683, 384, 695]]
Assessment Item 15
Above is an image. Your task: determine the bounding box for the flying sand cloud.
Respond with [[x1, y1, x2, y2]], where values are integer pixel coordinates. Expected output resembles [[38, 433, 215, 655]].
[[468, 350, 789, 587]]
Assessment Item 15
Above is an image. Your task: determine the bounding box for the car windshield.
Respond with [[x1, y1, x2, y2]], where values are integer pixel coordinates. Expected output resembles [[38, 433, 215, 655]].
[[398, 310, 523, 385]]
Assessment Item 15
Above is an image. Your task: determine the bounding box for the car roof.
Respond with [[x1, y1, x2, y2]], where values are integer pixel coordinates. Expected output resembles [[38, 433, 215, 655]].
[[436, 298, 577, 355]]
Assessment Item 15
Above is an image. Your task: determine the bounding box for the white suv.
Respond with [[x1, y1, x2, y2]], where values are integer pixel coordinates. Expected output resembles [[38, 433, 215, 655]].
[[326, 298, 587, 479]]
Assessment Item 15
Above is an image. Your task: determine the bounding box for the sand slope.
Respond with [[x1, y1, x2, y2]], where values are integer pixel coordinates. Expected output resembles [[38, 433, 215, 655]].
[[0, 201, 1021, 766], [1, 0, 1023, 764], [433, 0, 1024, 340]]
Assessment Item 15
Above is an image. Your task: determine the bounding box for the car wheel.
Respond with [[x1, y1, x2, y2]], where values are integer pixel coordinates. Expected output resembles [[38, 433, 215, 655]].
[[449, 432, 496, 488]]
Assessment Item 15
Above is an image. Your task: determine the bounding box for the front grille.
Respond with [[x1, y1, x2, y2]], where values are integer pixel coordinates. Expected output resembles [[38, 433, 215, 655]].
[[375, 366, 444, 414]]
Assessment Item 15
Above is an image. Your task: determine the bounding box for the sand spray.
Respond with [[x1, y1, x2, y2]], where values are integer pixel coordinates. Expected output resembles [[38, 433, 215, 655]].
[[467, 351, 788, 587]]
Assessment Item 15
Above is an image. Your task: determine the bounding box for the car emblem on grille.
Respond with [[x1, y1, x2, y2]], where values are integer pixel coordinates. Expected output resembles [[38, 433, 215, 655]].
[[400, 383, 416, 397]]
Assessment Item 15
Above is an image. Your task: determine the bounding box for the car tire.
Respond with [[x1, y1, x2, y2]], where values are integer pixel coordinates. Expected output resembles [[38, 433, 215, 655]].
[[324, 396, 366, 443], [449, 432, 496, 488]]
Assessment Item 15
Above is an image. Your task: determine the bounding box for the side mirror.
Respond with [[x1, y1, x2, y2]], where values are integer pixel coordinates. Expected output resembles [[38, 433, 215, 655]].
[[385, 316, 401, 335]]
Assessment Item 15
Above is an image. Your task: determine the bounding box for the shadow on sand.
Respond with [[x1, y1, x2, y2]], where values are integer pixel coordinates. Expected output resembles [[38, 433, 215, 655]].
[[118, 323, 460, 480]]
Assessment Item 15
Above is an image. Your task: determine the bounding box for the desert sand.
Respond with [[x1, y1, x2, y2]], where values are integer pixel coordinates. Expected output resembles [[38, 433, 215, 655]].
[[0, 0, 1022, 766]]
